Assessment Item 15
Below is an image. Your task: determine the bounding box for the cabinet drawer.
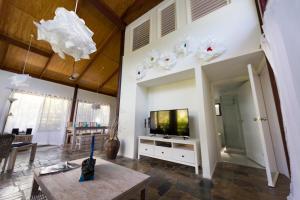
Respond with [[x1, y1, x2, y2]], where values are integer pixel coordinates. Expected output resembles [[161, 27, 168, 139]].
[[172, 149, 195, 164], [139, 144, 154, 156], [155, 146, 172, 159]]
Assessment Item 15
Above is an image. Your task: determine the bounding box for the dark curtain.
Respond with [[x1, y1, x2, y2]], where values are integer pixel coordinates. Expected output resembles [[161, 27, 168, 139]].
[[260, 0, 268, 14]]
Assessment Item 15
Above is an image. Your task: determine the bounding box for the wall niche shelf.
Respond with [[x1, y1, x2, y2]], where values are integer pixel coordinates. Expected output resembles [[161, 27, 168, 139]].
[[137, 68, 195, 87]]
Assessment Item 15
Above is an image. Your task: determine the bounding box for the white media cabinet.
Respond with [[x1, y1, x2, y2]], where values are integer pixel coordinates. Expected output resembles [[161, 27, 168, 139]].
[[138, 136, 200, 174]]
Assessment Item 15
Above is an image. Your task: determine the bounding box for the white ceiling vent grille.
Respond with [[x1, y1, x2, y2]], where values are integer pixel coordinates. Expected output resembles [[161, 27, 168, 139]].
[[132, 20, 150, 51], [160, 3, 176, 37], [190, 0, 229, 22]]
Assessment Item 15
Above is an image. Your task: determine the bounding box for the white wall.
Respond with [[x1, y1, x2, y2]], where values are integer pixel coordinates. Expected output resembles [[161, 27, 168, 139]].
[[0, 70, 117, 133], [263, 0, 299, 199], [147, 79, 198, 139], [118, 0, 261, 179], [133, 85, 148, 157]]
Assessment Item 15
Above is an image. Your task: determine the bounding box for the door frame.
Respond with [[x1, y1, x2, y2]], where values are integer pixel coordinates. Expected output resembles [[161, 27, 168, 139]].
[[266, 60, 291, 175]]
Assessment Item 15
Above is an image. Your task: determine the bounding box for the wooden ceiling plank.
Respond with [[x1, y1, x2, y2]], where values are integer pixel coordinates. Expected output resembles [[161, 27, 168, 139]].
[[0, 0, 8, 24], [121, 0, 145, 19], [76, 27, 118, 82], [87, 0, 126, 30], [0, 34, 51, 57], [0, 0, 6, 16], [0, 42, 9, 69], [97, 68, 119, 92], [39, 54, 54, 78], [101, 53, 118, 64]]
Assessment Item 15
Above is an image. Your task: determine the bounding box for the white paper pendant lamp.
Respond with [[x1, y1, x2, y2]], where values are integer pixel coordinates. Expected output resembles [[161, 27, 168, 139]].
[[9, 35, 33, 88], [9, 74, 30, 88], [34, 6, 97, 61]]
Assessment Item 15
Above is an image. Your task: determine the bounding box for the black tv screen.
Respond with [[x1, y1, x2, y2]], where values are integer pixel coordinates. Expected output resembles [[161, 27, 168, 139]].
[[150, 109, 189, 136]]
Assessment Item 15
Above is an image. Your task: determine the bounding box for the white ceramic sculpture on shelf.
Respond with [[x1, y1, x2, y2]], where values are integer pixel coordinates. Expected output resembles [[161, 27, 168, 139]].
[[34, 7, 97, 61], [136, 64, 146, 80], [158, 52, 177, 70], [175, 37, 194, 57], [197, 38, 226, 62], [144, 50, 160, 69], [9, 74, 30, 88]]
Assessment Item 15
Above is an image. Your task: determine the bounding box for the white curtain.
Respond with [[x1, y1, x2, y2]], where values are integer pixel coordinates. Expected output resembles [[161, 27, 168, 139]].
[[4, 92, 71, 146], [262, 0, 300, 199], [35, 96, 71, 145], [76, 102, 110, 126], [4, 92, 44, 134]]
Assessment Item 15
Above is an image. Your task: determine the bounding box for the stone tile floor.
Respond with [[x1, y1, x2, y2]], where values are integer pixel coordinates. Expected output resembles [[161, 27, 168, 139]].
[[0, 146, 290, 200]]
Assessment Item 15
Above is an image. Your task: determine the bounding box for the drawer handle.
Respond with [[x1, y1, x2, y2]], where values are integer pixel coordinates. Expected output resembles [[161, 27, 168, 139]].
[[161, 152, 164, 154], [181, 155, 185, 158], [145, 148, 148, 151]]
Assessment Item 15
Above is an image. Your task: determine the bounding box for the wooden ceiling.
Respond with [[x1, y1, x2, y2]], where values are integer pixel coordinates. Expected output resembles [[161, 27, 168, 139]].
[[0, 0, 163, 96]]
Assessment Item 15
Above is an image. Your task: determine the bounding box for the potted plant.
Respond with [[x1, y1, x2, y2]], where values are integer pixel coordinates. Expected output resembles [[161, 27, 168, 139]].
[[104, 119, 120, 159]]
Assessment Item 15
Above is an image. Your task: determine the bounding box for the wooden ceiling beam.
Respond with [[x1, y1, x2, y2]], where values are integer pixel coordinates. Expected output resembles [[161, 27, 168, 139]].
[[97, 68, 119, 92], [87, 0, 126, 30], [1, 66, 116, 97], [0, 34, 52, 58], [0, 42, 9, 69], [76, 27, 118, 82], [116, 30, 125, 119], [39, 54, 54, 78]]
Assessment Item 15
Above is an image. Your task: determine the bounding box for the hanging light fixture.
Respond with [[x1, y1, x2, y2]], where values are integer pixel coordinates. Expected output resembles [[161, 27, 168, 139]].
[[69, 61, 79, 81], [34, 0, 97, 61], [9, 35, 33, 88]]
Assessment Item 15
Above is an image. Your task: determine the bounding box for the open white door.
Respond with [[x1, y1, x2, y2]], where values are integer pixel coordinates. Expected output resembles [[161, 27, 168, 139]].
[[248, 64, 279, 187]]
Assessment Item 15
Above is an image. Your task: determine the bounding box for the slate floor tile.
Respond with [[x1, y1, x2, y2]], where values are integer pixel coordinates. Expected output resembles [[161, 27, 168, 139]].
[[0, 146, 290, 200]]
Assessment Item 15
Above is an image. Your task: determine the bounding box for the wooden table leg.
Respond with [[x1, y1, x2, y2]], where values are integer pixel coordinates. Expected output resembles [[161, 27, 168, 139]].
[[30, 178, 39, 199], [140, 188, 146, 200], [7, 148, 18, 172], [2, 157, 8, 173], [30, 144, 37, 162]]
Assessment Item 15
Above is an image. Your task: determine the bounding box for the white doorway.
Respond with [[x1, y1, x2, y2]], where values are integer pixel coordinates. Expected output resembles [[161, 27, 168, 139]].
[[203, 50, 286, 187], [214, 81, 264, 169]]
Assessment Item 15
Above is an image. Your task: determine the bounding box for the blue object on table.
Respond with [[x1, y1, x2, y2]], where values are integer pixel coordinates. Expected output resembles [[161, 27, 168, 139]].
[[90, 135, 95, 158], [79, 136, 96, 182]]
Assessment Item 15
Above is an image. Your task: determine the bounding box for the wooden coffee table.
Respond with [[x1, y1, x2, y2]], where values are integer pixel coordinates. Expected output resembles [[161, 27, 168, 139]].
[[31, 157, 150, 200]]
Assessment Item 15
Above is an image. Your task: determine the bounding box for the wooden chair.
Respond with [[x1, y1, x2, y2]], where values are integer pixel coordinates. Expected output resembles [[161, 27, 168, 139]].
[[12, 128, 19, 135], [26, 128, 33, 135], [0, 134, 15, 173]]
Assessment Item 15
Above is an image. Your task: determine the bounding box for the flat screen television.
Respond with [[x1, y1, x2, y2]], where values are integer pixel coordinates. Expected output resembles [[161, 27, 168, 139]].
[[150, 109, 189, 137]]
